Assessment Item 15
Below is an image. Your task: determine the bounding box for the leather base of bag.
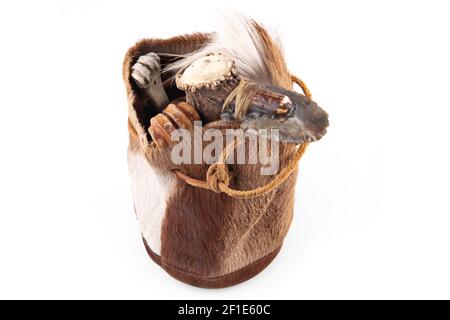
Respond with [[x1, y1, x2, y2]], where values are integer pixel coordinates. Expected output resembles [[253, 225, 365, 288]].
[[143, 238, 282, 289]]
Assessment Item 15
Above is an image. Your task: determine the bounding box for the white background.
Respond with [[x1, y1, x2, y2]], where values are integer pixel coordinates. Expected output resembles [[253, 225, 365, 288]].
[[0, 0, 449, 299]]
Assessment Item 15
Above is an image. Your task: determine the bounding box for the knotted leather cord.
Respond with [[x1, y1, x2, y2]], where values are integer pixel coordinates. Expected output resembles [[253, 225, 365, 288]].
[[173, 74, 311, 199]]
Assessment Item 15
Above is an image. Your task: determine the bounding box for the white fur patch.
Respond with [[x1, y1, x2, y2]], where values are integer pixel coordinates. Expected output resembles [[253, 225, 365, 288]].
[[128, 150, 171, 255]]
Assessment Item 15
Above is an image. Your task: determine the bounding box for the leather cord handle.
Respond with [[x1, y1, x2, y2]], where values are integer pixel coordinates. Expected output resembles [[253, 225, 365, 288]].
[[173, 74, 311, 199]]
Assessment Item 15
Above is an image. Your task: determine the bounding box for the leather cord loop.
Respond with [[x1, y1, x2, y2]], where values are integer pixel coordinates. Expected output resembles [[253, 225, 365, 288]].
[[173, 74, 311, 199]]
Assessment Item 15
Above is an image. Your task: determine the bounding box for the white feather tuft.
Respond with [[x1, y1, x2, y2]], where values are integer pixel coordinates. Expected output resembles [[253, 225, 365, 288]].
[[163, 12, 283, 85]]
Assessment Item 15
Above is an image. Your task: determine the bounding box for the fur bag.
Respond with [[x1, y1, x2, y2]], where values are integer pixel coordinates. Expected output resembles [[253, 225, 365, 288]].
[[123, 17, 328, 288]]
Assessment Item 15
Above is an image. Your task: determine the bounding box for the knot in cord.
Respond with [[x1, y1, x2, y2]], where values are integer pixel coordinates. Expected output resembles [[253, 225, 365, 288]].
[[206, 163, 230, 193]]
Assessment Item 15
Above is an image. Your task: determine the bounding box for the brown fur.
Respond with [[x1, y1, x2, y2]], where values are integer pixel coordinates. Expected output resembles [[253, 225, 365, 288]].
[[124, 30, 300, 287]]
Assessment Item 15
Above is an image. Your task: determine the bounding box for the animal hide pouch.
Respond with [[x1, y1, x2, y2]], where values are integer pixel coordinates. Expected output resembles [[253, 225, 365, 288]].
[[123, 16, 329, 288]]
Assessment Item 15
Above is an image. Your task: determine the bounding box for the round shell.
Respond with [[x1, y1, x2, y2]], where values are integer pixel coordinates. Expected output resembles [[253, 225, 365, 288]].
[[176, 53, 238, 91]]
